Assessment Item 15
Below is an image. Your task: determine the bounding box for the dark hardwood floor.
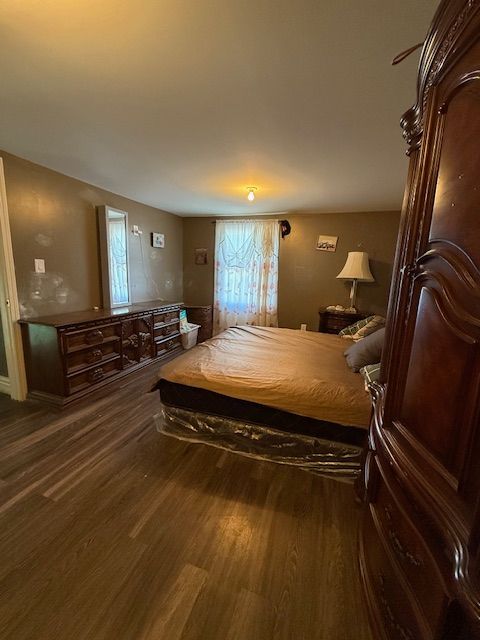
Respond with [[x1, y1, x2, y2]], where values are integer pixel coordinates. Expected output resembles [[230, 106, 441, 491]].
[[0, 362, 372, 640]]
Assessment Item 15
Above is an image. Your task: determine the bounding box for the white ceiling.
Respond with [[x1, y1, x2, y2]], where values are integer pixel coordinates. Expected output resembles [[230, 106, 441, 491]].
[[0, 0, 438, 216]]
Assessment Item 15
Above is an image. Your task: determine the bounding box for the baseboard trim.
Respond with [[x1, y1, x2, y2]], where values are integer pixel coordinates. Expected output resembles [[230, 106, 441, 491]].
[[0, 375, 10, 396]]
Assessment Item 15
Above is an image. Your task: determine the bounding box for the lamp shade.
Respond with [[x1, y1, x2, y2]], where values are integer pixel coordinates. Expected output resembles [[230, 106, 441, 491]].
[[336, 252, 374, 282]]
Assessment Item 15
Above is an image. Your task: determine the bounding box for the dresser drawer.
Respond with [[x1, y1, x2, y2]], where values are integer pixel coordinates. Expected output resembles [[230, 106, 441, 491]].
[[326, 319, 347, 332], [318, 311, 365, 334], [363, 508, 432, 640], [155, 335, 181, 357], [154, 323, 179, 339], [66, 357, 121, 395], [63, 323, 121, 352], [372, 462, 448, 632], [66, 342, 120, 374], [154, 310, 180, 326]]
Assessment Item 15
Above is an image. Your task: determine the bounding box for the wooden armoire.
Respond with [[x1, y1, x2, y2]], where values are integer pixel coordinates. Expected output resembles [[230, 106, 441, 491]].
[[359, 2, 480, 639]]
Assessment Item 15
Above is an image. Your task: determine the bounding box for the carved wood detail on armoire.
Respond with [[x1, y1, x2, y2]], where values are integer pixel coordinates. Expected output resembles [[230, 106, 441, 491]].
[[358, 2, 480, 639]]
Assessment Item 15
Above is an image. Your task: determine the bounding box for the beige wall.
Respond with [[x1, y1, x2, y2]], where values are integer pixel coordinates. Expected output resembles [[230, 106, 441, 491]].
[[2, 151, 183, 318], [183, 212, 400, 330], [2, 148, 399, 329]]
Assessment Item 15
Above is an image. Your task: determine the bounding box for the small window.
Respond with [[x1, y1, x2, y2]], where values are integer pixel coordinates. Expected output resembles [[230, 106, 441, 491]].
[[97, 205, 131, 308]]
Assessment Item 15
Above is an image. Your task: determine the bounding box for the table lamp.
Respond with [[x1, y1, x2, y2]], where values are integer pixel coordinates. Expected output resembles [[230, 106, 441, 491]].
[[336, 251, 374, 312]]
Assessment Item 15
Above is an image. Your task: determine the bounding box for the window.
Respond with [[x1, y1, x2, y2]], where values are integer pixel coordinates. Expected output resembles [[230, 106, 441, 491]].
[[97, 206, 131, 308], [108, 215, 129, 305], [213, 219, 279, 333]]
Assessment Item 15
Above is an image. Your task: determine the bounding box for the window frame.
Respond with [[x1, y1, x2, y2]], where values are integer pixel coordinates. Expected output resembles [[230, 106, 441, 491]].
[[97, 205, 131, 309]]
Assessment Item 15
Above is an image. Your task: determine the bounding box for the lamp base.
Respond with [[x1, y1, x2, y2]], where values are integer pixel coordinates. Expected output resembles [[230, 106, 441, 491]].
[[349, 279, 358, 313]]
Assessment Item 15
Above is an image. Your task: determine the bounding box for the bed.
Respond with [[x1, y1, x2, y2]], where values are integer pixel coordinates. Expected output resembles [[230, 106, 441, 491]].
[[154, 325, 371, 482]]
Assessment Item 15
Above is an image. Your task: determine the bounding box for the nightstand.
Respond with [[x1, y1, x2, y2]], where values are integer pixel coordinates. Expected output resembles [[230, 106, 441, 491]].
[[318, 310, 366, 334]]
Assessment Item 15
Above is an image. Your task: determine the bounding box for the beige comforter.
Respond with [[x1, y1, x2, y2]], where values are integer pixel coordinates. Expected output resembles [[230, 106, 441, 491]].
[[159, 326, 371, 429]]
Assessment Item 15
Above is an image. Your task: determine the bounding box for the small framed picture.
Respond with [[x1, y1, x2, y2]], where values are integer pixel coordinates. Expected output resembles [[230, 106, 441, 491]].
[[195, 248, 208, 265], [316, 235, 338, 252], [151, 232, 165, 248]]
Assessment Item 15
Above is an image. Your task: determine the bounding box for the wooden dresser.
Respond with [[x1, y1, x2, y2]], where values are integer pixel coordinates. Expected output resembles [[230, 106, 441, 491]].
[[20, 300, 183, 405], [318, 309, 365, 334], [359, 2, 480, 639], [184, 305, 213, 343]]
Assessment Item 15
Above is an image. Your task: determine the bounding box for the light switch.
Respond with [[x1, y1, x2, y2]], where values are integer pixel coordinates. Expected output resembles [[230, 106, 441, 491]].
[[34, 258, 46, 274]]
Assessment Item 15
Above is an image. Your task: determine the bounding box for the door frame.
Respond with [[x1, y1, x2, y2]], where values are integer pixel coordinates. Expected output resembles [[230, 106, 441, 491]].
[[0, 157, 27, 400]]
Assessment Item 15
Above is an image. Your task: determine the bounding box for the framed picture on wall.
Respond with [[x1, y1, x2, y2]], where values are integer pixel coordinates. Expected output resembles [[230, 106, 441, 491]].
[[195, 248, 208, 265], [316, 235, 338, 252], [151, 232, 165, 248]]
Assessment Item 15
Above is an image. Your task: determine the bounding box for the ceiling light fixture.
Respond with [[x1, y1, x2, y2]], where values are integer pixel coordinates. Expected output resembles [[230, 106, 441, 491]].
[[247, 187, 257, 202]]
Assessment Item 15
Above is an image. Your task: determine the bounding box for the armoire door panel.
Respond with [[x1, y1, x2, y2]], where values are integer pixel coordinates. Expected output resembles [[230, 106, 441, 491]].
[[429, 72, 480, 269], [399, 286, 478, 480], [388, 54, 480, 486]]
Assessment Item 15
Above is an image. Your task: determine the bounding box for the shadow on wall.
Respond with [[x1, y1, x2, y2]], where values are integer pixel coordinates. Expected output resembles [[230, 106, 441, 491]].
[[350, 258, 396, 316], [3, 150, 184, 319], [19, 271, 79, 319], [341, 258, 392, 316]]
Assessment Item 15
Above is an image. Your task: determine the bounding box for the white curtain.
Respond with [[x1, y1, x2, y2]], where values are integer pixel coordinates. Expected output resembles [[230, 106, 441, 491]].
[[108, 219, 129, 305], [213, 219, 279, 333]]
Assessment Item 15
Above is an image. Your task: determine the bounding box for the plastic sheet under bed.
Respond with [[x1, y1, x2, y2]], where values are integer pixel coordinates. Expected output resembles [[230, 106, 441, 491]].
[[155, 404, 363, 483]]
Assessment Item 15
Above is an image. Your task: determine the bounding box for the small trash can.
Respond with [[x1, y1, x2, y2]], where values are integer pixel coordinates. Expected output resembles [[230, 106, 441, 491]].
[[181, 323, 201, 350]]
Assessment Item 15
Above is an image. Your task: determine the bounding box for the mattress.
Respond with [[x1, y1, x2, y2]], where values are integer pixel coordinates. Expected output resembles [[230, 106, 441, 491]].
[[158, 379, 366, 447], [158, 325, 371, 429]]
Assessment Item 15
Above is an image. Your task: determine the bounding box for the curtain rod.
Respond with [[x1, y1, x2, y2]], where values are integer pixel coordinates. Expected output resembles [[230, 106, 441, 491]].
[[211, 219, 283, 224]]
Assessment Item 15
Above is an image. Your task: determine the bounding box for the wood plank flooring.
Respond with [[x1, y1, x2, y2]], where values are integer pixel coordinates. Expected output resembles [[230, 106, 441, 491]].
[[0, 362, 372, 640]]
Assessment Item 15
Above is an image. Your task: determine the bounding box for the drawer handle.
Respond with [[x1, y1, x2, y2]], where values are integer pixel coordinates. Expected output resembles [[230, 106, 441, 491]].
[[88, 367, 104, 383], [384, 506, 422, 567], [86, 349, 102, 364], [378, 575, 414, 640], [85, 329, 104, 344]]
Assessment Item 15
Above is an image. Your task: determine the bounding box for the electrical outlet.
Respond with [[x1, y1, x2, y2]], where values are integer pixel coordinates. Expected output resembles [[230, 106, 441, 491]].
[[34, 258, 45, 274], [300, 323, 307, 331]]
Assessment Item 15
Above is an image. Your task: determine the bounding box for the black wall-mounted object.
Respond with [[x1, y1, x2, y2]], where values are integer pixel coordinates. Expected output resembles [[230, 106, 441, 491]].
[[280, 220, 291, 238]]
